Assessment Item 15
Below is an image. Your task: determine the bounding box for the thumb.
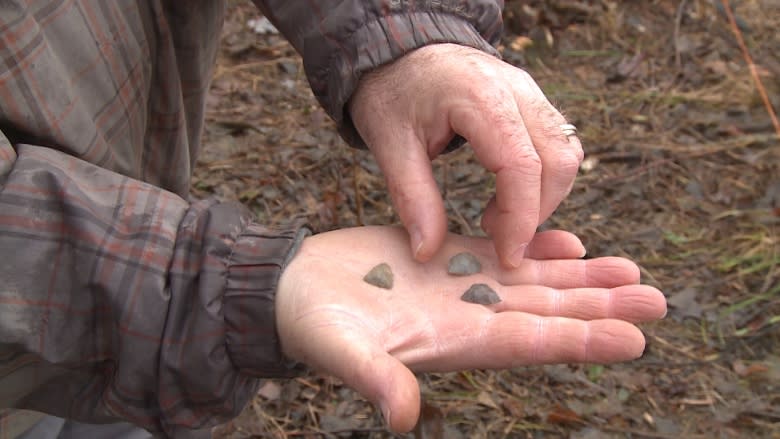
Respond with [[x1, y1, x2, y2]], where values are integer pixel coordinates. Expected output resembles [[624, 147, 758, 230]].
[[357, 347, 421, 433], [370, 137, 447, 262], [314, 332, 422, 432]]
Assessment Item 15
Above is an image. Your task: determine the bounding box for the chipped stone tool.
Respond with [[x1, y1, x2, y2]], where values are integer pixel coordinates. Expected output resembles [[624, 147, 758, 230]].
[[460, 283, 501, 305], [447, 252, 482, 276], [363, 263, 393, 289]]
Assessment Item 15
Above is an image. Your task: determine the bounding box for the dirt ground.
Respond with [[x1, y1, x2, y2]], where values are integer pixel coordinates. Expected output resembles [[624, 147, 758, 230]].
[[197, 1, 780, 437]]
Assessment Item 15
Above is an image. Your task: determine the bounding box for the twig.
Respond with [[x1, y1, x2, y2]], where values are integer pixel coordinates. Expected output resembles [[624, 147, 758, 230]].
[[591, 158, 673, 188], [720, 0, 780, 139], [441, 155, 449, 200], [446, 198, 474, 236], [352, 150, 365, 226], [673, 0, 688, 70], [213, 56, 296, 79], [647, 334, 710, 361], [252, 400, 288, 439], [284, 427, 389, 437], [207, 118, 263, 134], [597, 425, 706, 439]]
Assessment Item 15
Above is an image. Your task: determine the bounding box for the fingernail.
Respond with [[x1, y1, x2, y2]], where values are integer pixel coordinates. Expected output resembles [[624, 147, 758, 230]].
[[507, 243, 528, 267], [409, 225, 424, 259], [661, 308, 668, 319], [579, 247, 587, 258]]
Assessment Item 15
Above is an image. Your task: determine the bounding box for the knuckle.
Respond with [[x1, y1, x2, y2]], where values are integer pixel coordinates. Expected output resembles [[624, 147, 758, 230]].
[[502, 144, 542, 172], [472, 84, 514, 112], [531, 103, 574, 140], [387, 178, 414, 205], [513, 67, 534, 85], [538, 116, 567, 138], [555, 150, 583, 176], [387, 175, 434, 214], [573, 143, 585, 162]]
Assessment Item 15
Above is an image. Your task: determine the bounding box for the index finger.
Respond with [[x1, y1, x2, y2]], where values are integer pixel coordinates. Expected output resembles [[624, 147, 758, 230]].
[[449, 98, 541, 267]]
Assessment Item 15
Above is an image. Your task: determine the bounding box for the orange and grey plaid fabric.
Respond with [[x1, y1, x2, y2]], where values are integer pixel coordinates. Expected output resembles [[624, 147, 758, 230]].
[[0, 0, 501, 437]]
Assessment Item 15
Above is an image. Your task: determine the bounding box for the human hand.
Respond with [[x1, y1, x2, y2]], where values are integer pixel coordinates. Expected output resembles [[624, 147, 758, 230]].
[[276, 226, 666, 432], [349, 43, 583, 267]]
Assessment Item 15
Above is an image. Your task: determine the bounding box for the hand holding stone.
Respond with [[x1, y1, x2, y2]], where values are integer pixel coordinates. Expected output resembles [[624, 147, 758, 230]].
[[276, 226, 666, 433]]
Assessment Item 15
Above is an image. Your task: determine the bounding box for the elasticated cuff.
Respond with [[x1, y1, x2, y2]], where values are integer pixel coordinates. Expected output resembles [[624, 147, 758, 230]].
[[224, 218, 310, 377]]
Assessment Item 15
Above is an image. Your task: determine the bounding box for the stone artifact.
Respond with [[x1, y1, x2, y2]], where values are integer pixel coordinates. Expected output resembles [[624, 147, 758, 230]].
[[447, 252, 482, 276], [363, 263, 394, 289], [460, 283, 501, 305]]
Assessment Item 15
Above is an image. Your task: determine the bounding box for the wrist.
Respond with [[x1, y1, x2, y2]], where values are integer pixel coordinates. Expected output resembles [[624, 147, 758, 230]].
[[223, 217, 310, 377]]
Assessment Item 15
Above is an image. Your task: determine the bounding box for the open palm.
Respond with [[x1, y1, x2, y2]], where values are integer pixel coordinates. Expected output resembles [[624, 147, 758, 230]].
[[277, 226, 666, 432]]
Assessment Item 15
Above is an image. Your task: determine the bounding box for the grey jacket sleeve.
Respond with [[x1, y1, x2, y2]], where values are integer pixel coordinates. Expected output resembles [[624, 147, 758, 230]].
[[253, 0, 504, 148]]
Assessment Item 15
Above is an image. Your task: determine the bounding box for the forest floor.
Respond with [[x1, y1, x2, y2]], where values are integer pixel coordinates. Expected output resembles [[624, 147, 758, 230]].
[[198, 1, 779, 437]]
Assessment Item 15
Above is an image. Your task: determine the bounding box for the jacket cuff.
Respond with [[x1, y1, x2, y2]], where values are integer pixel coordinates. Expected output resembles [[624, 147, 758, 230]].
[[224, 218, 310, 377], [306, 11, 501, 150]]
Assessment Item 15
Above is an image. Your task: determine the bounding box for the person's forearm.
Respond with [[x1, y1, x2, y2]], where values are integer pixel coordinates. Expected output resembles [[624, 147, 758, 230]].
[[0, 138, 305, 436], [252, 0, 504, 148]]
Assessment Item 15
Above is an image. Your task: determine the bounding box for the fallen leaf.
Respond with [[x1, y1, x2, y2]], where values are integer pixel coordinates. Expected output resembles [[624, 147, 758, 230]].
[[608, 51, 646, 82], [247, 16, 278, 35], [414, 400, 444, 439], [476, 391, 499, 410], [666, 288, 703, 320], [508, 35, 533, 52], [257, 380, 282, 400], [547, 404, 584, 425], [501, 398, 525, 418], [654, 417, 682, 435], [733, 359, 770, 378], [591, 393, 624, 419], [319, 414, 354, 433]]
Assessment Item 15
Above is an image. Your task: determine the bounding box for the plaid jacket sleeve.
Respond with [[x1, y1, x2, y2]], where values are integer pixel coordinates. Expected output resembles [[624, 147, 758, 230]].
[[0, 133, 306, 437], [253, 0, 505, 149], [0, 0, 504, 436]]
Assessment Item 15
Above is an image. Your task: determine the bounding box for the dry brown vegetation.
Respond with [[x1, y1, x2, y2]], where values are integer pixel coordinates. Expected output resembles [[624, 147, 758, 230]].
[[198, 1, 779, 437]]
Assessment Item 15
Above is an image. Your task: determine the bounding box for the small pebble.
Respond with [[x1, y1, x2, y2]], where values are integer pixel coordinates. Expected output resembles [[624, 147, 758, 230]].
[[448, 252, 482, 276], [460, 283, 501, 305], [363, 263, 393, 289]]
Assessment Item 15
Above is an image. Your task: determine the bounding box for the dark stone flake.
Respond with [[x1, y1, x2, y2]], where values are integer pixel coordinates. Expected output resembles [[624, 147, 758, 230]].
[[460, 283, 501, 305]]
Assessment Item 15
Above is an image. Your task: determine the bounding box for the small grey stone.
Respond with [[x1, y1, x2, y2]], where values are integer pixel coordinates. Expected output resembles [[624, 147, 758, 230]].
[[363, 263, 393, 289], [448, 252, 482, 276], [460, 283, 501, 305]]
